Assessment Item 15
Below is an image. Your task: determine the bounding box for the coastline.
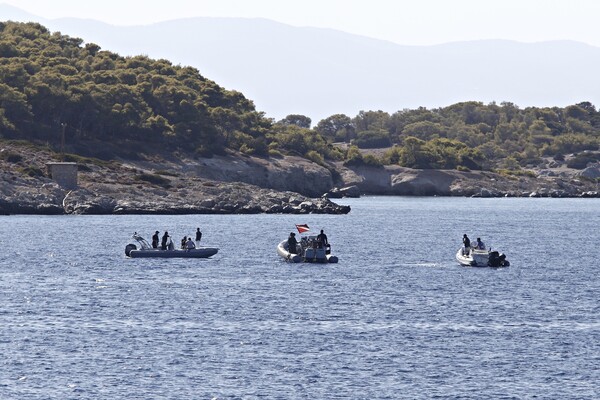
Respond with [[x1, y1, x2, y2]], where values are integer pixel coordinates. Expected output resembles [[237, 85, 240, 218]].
[[1, 143, 598, 216]]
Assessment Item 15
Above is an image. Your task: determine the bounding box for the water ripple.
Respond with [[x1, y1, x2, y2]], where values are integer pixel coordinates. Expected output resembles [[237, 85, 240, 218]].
[[1, 198, 599, 399]]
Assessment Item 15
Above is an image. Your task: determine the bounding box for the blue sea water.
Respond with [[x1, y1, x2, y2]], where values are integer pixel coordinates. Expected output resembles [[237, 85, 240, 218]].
[[0, 197, 599, 399]]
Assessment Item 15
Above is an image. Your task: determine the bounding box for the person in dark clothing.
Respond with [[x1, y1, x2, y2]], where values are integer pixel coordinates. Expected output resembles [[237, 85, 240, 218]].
[[161, 231, 169, 250], [288, 232, 298, 254], [317, 229, 331, 249], [181, 236, 187, 249], [195, 228, 202, 247], [316, 230, 328, 246], [152, 231, 159, 249], [462, 234, 471, 255]]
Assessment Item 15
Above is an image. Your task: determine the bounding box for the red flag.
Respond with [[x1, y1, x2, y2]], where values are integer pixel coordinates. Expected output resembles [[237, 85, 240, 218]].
[[295, 224, 310, 233]]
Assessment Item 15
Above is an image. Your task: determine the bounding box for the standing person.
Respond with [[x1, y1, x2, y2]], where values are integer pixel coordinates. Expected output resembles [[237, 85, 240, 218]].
[[195, 227, 202, 247], [316, 229, 329, 250], [288, 232, 298, 254], [462, 234, 471, 255], [152, 231, 160, 249], [161, 231, 169, 250]]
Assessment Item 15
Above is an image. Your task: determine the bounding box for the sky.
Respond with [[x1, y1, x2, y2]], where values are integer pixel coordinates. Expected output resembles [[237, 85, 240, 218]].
[[3, 0, 600, 46]]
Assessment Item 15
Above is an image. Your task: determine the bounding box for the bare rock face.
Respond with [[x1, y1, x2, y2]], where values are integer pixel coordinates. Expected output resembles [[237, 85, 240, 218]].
[[181, 155, 333, 197], [390, 170, 455, 196], [337, 164, 600, 198], [63, 189, 118, 214], [340, 165, 459, 195], [579, 164, 600, 179]]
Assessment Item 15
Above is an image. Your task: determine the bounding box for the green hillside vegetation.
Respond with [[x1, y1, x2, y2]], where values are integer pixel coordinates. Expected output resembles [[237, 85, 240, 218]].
[[314, 104, 600, 170], [0, 21, 277, 158], [1, 21, 600, 172]]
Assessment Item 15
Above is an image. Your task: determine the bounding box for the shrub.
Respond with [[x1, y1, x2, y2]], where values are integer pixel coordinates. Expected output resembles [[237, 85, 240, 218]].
[[495, 169, 537, 178], [343, 145, 363, 166], [352, 129, 392, 148], [268, 148, 284, 158], [305, 150, 325, 166], [362, 154, 383, 168]]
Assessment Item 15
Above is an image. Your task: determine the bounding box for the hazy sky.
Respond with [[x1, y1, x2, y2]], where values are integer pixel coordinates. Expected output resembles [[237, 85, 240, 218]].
[[3, 0, 600, 46]]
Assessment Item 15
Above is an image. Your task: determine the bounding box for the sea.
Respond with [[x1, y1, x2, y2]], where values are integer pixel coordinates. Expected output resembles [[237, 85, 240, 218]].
[[1, 197, 599, 399]]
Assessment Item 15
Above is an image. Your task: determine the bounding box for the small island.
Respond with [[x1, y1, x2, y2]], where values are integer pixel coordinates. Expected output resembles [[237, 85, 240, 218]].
[[0, 22, 598, 215]]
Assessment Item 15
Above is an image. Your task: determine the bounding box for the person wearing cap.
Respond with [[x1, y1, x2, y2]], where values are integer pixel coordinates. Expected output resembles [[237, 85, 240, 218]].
[[288, 232, 298, 254], [152, 231, 160, 249], [462, 234, 471, 255]]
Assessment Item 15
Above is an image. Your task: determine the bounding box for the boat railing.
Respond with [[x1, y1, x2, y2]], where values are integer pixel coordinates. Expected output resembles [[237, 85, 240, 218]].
[[132, 233, 152, 250]]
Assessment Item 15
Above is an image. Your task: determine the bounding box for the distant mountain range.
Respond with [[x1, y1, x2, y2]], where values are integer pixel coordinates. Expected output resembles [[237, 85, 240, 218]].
[[2, 4, 600, 123]]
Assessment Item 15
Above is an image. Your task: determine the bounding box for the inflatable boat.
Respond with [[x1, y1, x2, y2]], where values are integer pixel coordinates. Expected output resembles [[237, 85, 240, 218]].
[[456, 247, 509, 267], [125, 233, 218, 258], [277, 236, 338, 263]]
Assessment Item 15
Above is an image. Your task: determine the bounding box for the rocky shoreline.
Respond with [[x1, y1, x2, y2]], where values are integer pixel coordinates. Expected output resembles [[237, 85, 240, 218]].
[[1, 142, 599, 216], [334, 163, 600, 198], [0, 143, 351, 215], [0, 180, 351, 215]]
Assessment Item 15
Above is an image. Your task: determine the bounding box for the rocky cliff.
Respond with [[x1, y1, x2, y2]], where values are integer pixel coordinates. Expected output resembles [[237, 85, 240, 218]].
[[336, 163, 599, 198]]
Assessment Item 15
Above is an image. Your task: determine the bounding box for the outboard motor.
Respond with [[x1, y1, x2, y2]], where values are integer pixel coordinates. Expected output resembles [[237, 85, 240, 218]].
[[488, 251, 500, 267], [125, 244, 137, 257], [499, 253, 510, 267], [488, 251, 509, 267]]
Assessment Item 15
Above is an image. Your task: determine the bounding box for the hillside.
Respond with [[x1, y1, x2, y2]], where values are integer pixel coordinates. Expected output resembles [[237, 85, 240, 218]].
[[1, 21, 599, 215], [2, 5, 599, 121], [0, 21, 273, 158]]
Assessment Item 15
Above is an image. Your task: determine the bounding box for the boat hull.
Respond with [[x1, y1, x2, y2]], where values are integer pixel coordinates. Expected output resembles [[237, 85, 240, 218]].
[[455, 248, 509, 267], [277, 240, 338, 263], [128, 248, 218, 258]]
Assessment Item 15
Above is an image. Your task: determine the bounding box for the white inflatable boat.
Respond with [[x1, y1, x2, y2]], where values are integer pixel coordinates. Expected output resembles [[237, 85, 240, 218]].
[[456, 247, 509, 267], [277, 236, 338, 263]]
